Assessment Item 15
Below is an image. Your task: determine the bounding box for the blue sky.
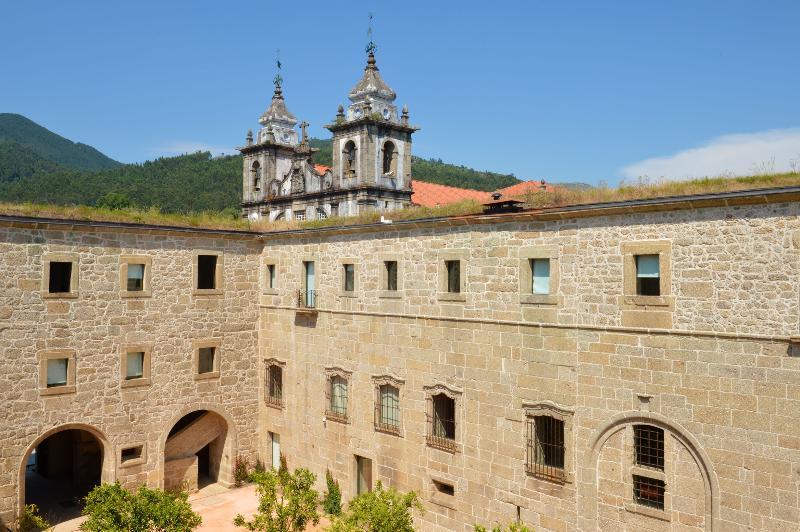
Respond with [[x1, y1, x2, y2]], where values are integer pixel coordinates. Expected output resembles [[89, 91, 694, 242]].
[[2, 0, 799, 184]]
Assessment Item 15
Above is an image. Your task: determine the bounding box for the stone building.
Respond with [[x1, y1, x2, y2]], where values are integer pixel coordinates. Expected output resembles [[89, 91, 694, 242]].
[[240, 51, 417, 221], [2, 186, 800, 531]]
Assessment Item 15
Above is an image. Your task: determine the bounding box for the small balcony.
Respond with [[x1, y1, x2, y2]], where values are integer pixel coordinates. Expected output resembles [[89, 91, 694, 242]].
[[296, 289, 318, 313]]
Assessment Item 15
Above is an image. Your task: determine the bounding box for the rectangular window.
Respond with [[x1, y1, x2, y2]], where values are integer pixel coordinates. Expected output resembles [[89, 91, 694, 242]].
[[267, 264, 276, 289], [197, 255, 217, 290], [531, 258, 551, 295], [198, 347, 216, 374], [46, 358, 68, 387], [327, 375, 348, 421], [48, 262, 72, 293], [526, 415, 565, 481], [376, 385, 400, 433], [433, 479, 455, 496], [633, 475, 666, 509], [125, 352, 145, 380], [427, 394, 456, 450], [126, 264, 145, 292], [355, 455, 372, 495], [121, 445, 143, 463], [343, 264, 355, 292], [267, 365, 283, 407], [294, 210, 306, 221], [270, 432, 281, 469], [634, 425, 665, 470], [445, 260, 460, 293], [635, 254, 660, 296], [385, 261, 398, 291]]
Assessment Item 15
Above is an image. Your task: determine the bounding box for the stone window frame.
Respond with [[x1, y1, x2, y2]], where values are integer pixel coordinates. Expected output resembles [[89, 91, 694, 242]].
[[621, 241, 673, 309], [437, 250, 468, 303], [523, 401, 575, 484], [263, 258, 279, 295], [119, 255, 153, 298], [378, 254, 403, 299], [324, 366, 353, 424], [424, 383, 463, 453], [120, 343, 152, 388], [372, 373, 405, 436], [38, 349, 77, 396], [42, 252, 80, 299], [192, 250, 224, 297], [429, 476, 458, 510], [193, 338, 222, 381], [264, 357, 286, 410], [119, 442, 147, 468], [519, 245, 560, 306], [622, 424, 672, 522], [339, 257, 359, 298]]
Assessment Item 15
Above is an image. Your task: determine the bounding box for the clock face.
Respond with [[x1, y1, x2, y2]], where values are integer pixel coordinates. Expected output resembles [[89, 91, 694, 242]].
[[282, 132, 290, 142], [382, 108, 390, 119]]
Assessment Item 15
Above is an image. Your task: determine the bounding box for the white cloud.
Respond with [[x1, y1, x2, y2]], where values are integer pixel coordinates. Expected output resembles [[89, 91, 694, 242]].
[[621, 128, 800, 181], [151, 141, 237, 157]]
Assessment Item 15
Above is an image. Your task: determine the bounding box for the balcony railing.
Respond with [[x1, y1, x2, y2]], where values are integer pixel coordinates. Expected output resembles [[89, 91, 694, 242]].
[[425, 415, 456, 452], [297, 289, 318, 311]]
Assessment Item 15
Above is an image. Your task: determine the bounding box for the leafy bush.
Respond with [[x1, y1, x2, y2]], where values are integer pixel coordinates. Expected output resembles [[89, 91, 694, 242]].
[[13, 504, 50, 532], [474, 524, 534, 532], [322, 469, 342, 515], [234, 456, 251, 487], [328, 482, 423, 532], [233, 457, 319, 531], [96, 192, 132, 210], [79, 482, 201, 532]]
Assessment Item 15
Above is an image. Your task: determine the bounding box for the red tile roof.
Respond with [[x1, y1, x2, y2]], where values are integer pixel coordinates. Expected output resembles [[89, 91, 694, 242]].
[[495, 180, 548, 197], [411, 180, 492, 208], [314, 164, 331, 176]]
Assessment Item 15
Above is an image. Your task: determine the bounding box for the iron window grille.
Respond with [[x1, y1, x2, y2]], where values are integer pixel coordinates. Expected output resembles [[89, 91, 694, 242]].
[[326, 375, 348, 423], [266, 365, 283, 408], [634, 425, 665, 470], [297, 289, 318, 310], [633, 475, 666, 509], [426, 393, 456, 452], [526, 415, 565, 482], [374, 384, 400, 434]]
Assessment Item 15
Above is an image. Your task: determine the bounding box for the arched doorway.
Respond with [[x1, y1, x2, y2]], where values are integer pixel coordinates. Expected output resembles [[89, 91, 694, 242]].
[[163, 409, 233, 492], [20, 425, 111, 526]]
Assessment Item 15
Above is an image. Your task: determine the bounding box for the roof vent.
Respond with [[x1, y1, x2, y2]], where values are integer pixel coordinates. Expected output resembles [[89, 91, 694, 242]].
[[482, 192, 525, 214]]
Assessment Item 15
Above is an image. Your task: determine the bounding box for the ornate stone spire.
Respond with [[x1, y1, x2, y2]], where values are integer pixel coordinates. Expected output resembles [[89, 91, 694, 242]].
[[258, 53, 298, 145], [347, 50, 397, 104]]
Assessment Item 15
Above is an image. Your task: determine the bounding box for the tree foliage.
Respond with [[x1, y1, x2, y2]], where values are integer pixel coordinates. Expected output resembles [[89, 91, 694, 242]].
[[322, 469, 342, 515], [474, 524, 534, 532], [328, 482, 423, 532], [79, 482, 202, 532], [233, 457, 319, 532], [12, 504, 50, 532], [96, 191, 132, 210]]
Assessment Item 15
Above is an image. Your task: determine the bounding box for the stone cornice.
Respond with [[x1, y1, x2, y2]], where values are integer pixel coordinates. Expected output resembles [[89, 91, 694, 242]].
[[325, 117, 419, 134]]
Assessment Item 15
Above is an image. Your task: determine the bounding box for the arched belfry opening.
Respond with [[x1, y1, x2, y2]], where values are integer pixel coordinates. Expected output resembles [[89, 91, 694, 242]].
[[252, 161, 262, 192], [343, 141, 357, 178], [382, 141, 397, 176], [163, 409, 232, 492], [20, 426, 109, 526]]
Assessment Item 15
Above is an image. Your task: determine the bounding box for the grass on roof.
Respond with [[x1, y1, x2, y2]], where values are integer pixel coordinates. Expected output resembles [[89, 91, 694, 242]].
[[0, 171, 798, 232]]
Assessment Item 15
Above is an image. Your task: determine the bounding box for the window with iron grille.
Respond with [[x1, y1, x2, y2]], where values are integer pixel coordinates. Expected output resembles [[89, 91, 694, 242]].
[[526, 415, 565, 481], [375, 384, 400, 433], [634, 425, 664, 470], [633, 474, 665, 509], [427, 393, 456, 451], [267, 365, 283, 408], [326, 375, 348, 422]]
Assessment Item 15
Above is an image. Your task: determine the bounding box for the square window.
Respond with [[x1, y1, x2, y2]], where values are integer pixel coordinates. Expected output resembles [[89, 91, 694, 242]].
[[197, 255, 217, 290], [294, 210, 306, 221], [445, 260, 460, 294], [125, 352, 145, 380], [267, 264, 276, 289], [343, 264, 355, 292], [46, 358, 68, 387], [633, 475, 665, 509], [121, 445, 143, 463], [385, 261, 398, 291], [636, 254, 660, 296], [634, 425, 665, 470], [198, 347, 216, 374], [531, 258, 551, 295], [126, 264, 145, 292], [526, 415, 565, 481], [48, 262, 72, 293]]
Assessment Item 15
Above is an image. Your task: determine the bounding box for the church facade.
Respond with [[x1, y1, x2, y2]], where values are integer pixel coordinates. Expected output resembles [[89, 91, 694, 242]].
[[240, 51, 417, 221]]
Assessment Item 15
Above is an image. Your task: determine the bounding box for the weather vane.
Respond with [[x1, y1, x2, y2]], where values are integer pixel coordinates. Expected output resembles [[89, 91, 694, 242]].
[[365, 13, 376, 55], [273, 48, 283, 87]]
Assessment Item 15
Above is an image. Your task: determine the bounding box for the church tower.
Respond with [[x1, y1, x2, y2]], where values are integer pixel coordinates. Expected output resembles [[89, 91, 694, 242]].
[[325, 47, 418, 215]]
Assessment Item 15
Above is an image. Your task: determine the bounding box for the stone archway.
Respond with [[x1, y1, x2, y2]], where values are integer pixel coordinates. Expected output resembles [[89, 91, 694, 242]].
[[159, 405, 236, 492], [579, 411, 720, 531], [18, 424, 113, 525]]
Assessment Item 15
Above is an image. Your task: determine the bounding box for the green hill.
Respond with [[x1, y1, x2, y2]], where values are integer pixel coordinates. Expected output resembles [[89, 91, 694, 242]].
[[0, 113, 120, 175]]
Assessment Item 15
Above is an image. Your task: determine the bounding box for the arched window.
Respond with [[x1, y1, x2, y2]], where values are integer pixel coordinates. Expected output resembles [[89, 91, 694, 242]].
[[382, 141, 397, 176], [343, 141, 357, 178], [251, 161, 262, 191]]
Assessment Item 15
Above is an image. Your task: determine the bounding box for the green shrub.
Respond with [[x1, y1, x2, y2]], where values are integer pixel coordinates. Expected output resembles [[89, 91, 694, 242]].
[[328, 482, 423, 532], [474, 523, 534, 532], [13, 504, 50, 532], [95, 192, 132, 210], [322, 469, 342, 515], [234, 456, 250, 487], [79, 482, 201, 532]]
